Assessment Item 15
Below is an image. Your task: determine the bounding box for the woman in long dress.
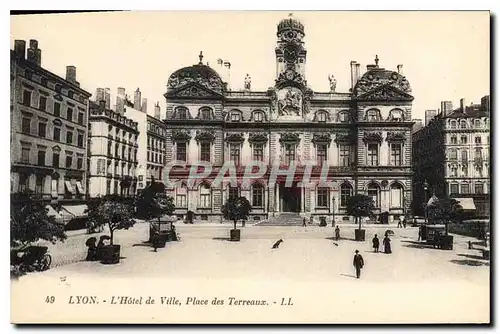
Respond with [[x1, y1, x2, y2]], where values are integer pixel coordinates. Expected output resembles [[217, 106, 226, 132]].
[[383, 235, 392, 254]]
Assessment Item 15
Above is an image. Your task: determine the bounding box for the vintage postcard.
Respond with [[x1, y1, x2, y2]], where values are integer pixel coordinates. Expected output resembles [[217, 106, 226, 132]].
[[10, 11, 490, 324]]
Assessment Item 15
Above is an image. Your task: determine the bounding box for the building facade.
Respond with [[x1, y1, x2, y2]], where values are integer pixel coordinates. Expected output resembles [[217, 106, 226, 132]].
[[412, 97, 490, 217], [163, 17, 415, 223], [87, 99, 139, 197], [10, 39, 92, 202]]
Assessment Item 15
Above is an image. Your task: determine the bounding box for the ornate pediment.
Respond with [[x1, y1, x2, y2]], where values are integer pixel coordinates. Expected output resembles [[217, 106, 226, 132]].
[[225, 132, 245, 143], [171, 130, 192, 142], [166, 82, 223, 100], [355, 70, 412, 95], [312, 133, 332, 145], [276, 68, 306, 87], [386, 132, 406, 142], [356, 84, 414, 102], [248, 133, 268, 144], [334, 133, 356, 144], [363, 132, 383, 143], [279, 133, 301, 144], [195, 130, 216, 142]]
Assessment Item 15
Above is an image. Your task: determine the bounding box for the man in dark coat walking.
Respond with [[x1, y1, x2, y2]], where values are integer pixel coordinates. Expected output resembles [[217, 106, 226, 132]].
[[302, 217, 307, 227], [335, 226, 340, 241], [372, 234, 380, 253], [353, 250, 364, 279]]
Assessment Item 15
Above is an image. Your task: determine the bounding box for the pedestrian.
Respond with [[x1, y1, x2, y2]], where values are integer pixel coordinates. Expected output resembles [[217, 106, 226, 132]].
[[397, 217, 402, 228], [152, 230, 160, 252], [302, 217, 307, 227], [372, 234, 380, 253], [418, 226, 423, 241], [383, 234, 392, 254], [335, 226, 340, 241], [353, 250, 364, 279], [402, 217, 407, 228]]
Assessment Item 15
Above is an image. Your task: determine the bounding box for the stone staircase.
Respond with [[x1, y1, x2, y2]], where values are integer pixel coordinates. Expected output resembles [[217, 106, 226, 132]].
[[254, 213, 305, 226]]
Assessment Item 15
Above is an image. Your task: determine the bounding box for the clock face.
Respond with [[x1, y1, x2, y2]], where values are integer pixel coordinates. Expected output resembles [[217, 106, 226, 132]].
[[286, 31, 296, 40], [284, 45, 298, 63]]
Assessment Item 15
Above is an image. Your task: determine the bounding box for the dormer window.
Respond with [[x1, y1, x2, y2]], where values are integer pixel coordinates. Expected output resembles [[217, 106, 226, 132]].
[[460, 120, 467, 129], [390, 109, 403, 121], [339, 111, 349, 123], [366, 109, 380, 122], [317, 111, 327, 123], [450, 120, 457, 129], [253, 111, 264, 122], [175, 107, 188, 120], [474, 119, 481, 127], [231, 113, 241, 122], [200, 108, 212, 120]]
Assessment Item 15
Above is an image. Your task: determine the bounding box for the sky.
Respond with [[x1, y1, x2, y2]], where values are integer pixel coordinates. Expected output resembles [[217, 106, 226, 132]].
[[10, 11, 490, 119]]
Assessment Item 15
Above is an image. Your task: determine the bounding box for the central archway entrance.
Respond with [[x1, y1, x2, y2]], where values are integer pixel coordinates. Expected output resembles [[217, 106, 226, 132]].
[[279, 182, 301, 213]]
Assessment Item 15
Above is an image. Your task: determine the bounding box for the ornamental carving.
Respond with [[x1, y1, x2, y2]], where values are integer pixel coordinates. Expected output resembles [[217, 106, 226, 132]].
[[278, 88, 302, 116], [363, 132, 383, 143], [171, 130, 192, 142], [167, 66, 224, 94], [195, 130, 216, 142], [355, 71, 412, 96], [175, 86, 212, 98], [386, 132, 406, 142], [248, 133, 268, 144], [334, 133, 356, 143], [225, 133, 245, 143], [279, 133, 301, 143], [277, 69, 305, 86], [312, 133, 332, 145], [360, 86, 413, 101]]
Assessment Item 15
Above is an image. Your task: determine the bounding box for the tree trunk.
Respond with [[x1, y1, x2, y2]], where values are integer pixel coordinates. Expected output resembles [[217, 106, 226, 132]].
[[109, 228, 114, 245], [445, 220, 449, 236], [233, 220, 237, 230], [358, 216, 361, 230]]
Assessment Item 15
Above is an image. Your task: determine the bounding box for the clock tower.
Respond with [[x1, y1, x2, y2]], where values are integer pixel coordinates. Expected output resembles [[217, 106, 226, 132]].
[[275, 14, 307, 87]]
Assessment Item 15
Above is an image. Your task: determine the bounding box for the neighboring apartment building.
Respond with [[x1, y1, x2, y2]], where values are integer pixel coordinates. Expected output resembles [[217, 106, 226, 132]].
[[412, 97, 490, 217], [163, 16, 415, 223], [87, 98, 139, 197], [10, 39, 92, 202]]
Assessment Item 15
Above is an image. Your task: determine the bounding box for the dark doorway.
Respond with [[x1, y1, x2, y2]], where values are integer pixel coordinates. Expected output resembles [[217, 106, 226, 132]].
[[280, 183, 301, 213]]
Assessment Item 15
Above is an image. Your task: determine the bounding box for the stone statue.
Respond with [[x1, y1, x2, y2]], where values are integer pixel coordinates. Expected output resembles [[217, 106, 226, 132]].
[[328, 74, 337, 92], [244, 74, 251, 90]]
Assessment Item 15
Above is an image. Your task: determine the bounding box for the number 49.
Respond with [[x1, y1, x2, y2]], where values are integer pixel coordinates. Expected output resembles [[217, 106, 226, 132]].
[[45, 296, 55, 304]]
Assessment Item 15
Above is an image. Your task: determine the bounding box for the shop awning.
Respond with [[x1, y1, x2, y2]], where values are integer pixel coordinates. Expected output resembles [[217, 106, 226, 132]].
[[64, 181, 75, 194], [75, 181, 84, 194], [45, 205, 62, 219], [62, 204, 88, 217], [456, 198, 476, 211]]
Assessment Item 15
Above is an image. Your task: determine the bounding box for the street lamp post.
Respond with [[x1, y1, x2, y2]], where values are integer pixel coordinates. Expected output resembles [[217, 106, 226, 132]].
[[423, 180, 429, 224], [332, 197, 335, 227]]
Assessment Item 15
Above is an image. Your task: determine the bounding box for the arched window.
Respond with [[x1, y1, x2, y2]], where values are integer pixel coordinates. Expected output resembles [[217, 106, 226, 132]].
[[475, 136, 482, 144], [389, 109, 403, 121], [176, 183, 187, 208], [366, 109, 380, 122], [252, 183, 264, 207], [253, 111, 264, 122], [340, 183, 352, 207], [199, 107, 212, 120], [460, 120, 467, 129], [175, 107, 188, 120], [367, 183, 380, 208], [390, 183, 403, 208], [450, 136, 457, 144], [338, 111, 349, 123], [230, 110, 242, 122], [460, 135, 467, 144], [199, 183, 211, 208], [317, 111, 328, 123], [461, 150, 468, 161], [450, 120, 457, 129], [228, 185, 240, 200]]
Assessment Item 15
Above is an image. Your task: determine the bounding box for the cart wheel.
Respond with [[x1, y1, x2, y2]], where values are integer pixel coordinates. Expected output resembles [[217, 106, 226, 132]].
[[41, 254, 52, 271]]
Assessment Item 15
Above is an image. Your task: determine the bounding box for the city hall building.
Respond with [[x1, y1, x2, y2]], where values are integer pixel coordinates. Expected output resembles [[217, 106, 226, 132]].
[[164, 16, 414, 223]]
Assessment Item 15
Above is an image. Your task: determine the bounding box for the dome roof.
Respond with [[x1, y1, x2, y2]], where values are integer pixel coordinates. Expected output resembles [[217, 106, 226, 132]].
[[353, 67, 412, 97], [277, 16, 305, 35], [167, 63, 224, 94]]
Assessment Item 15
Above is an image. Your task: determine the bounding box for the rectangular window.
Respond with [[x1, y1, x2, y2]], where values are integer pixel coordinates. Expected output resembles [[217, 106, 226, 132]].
[[54, 102, 61, 117], [367, 143, 379, 166], [18, 173, 29, 193], [66, 155, 73, 169], [284, 144, 295, 165], [316, 144, 327, 165], [35, 175, 44, 194], [77, 157, 83, 170], [449, 183, 459, 195], [231, 113, 240, 122], [176, 194, 186, 207], [460, 183, 470, 194], [37, 150, 46, 166], [450, 136, 457, 144], [475, 183, 484, 194], [228, 187, 239, 200], [52, 153, 60, 167], [67, 108, 73, 122], [340, 186, 352, 207], [78, 112, 84, 125], [66, 131, 73, 144], [230, 144, 241, 165], [253, 144, 264, 162], [252, 186, 264, 207], [22, 117, 31, 134], [317, 188, 329, 207], [390, 143, 402, 166], [23, 90, 32, 106], [21, 147, 30, 164], [115, 144, 119, 158], [474, 148, 482, 160], [200, 143, 211, 162], [339, 144, 351, 167], [449, 150, 457, 160], [38, 122, 46, 138], [53, 127, 61, 141], [200, 194, 211, 208], [77, 133, 84, 147], [106, 180, 111, 195], [39, 96, 47, 111]]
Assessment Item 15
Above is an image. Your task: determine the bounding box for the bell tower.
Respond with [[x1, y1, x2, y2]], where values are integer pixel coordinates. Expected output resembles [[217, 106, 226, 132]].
[[275, 14, 307, 86]]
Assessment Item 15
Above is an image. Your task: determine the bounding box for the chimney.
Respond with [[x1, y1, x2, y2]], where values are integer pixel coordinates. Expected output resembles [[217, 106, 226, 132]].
[[66, 66, 77, 83], [104, 88, 111, 108], [27, 39, 41, 66], [134, 88, 142, 110], [154, 102, 161, 119], [460, 98, 467, 112], [141, 98, 148, 113], [14, 40, 26, 59], [397, 64, 403, 74], [116, 87, 126, 114], [355, 63, 361, 80], [95, 88, 105, 102], [350, 61, 357, 91], [99, 100, 106, 110]]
